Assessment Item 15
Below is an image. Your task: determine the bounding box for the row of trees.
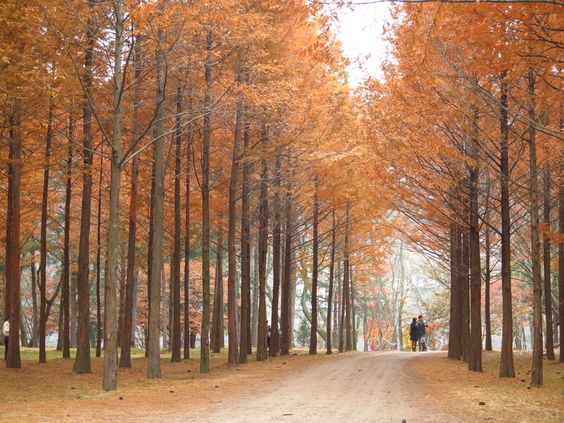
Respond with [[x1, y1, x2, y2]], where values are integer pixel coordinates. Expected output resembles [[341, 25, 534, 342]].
[[1, 0, 391, 390], [362, 2, 562, 386]]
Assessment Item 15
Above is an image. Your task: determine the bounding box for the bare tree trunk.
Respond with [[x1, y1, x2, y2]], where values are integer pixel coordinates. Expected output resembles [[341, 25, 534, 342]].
[[499, 72, 515, 378], [238, 108, 251, 363], [120, 29, 142, 369], [226, 60, 243, 364], [543, 150, 554, 360], [251, 244, 259, 348], [344, 206, 352, 352], [270, 156, 281, 357], [95, 149, 104, 359], [147, 20, 166, 379], [171, 86, 183, 363], [559, 138, 564, 363], [461, 226, 470, 363], [73, 0, 96, 374], [256, 125, 269, 362], [31, 256, 38, 348], [102, 0, 125, 390], [484, 222, 492, 351], [39, 103, 53, 364], [448, 218, 462, 359], [309, 178, 319, 355], [280, 179, 293, 356], [6, 106, 22, 368], [211, 225, 224, 353], [351, 265, 357, 351], [200, 30, 213, 374], [468, 108, 482, 372], [326, 210, 336, 355], [184, 86, 193, 360], [528, 69, 543, 386], [62, 116, 74, 359]]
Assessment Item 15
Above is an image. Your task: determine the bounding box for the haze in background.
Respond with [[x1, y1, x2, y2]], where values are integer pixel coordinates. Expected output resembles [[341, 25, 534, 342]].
[[333, 3, 392, 86]]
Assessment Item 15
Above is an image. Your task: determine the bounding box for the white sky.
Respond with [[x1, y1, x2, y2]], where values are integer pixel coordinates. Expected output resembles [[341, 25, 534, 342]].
[[333, 3, 392, 86]]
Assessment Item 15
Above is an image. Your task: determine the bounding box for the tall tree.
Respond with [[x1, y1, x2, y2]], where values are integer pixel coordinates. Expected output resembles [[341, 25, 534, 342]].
[[73, 0, 97, 374], [39, 104, 53, 364]]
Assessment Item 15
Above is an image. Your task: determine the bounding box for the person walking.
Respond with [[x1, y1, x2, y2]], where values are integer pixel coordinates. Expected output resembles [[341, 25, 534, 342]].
[[417, 314, 428, 351], [409, 317, 418, 352], [2, 318, 9, 359]]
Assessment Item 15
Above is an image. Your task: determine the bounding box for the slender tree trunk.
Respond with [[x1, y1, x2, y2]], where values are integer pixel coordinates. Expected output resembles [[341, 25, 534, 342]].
[[120, 29, 142, 369], [102, 1, 124, 390], [238, 109, 251, 363], [280, 179, 293, 356], [559, 135, 564, 363], [227, 60, 243, 363], [147, 20, 166, 379], [39, 103, 53, 364], [95, 150, 103, 359], [543, 151, 554, 360], [251, 244, 259, 348], [468, 108, 482, 372], [73, 0, 96, 374], [31, 256, 38, 348], [461, 226, 470, 362], [309, 179, 319, 355], [171, 86, 183, 363], [499, 72, 515, 377], [184, 86, 193, 360], [448, 219, 462, 359], [270, 156, 282, 357], [344, 206, 352, 352], [6, 106, 22, 369], [200, 30, 213, 374], [484, 222, 492, 351], [326, 210, 336, 355], [256, 125, 269, 362], [211, 225, 224, 353], [351, 265, 357, 351], [62, 115, 74, 359], [528, 69, 543, 386]]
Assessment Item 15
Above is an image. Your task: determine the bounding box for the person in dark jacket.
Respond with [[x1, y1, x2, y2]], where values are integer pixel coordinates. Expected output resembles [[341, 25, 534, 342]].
[[409, 317, 418, 352], [417, 314, 428, 351]]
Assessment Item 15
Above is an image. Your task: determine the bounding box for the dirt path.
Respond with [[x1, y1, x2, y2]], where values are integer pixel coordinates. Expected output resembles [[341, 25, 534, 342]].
[[1, 352, 474, 422], [148, 352, 461, 423]]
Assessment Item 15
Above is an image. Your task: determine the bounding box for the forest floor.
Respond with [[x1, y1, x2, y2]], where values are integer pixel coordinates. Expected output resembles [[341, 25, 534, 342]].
[[1, 348, 562, 422]]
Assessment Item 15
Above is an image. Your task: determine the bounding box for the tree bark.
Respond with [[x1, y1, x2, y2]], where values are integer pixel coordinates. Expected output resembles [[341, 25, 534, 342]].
[[120, 28, 142, 369], [211, 225, 224, 353], [227, 59, 243, 363], [102, 0, 124, 390], [39, 103, 53, 364], [62, 115, 74, 359], [256, 124, 269, 362], [468, 107, 482, 372], [6, 106, 22, 369], [147, 19, 166, 379], [280, 179, 293, 356], [95, 149, 103, 359], [270, 156, 282, 357], [309, 179, 319, 355], [200, 30, 213, 374], [326, 210, 336, 355], [344, 205, 352, 352], [171, 86, 183, 363], [528, 69, 543, 386], [31, 256, 38, 348], [73, 0, 96, 374], [239, 109, 251, 363], [543, 149, 554, 360], [184, 85, 193, 360], [499, 72, 515, 378]]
